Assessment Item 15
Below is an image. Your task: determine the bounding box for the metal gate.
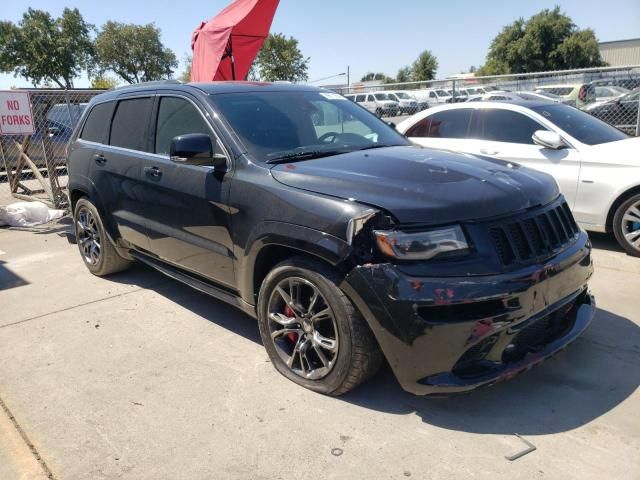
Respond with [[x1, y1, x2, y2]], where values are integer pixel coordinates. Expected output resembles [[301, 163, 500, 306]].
[[0, 89, 103, 209]]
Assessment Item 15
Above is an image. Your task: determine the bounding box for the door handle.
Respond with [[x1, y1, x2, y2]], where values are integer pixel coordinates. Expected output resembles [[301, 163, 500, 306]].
[[144, 166, 162, 178], [93, 153, 107, 165], [480, 148, 499, 155]]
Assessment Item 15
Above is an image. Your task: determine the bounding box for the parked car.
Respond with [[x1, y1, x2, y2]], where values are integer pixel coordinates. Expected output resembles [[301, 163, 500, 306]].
[[447, 89, 468, 102], [347, 92, 398, 117], [477, 91, 574, 105], [1, 103, 87, 172], [67, 81, 595, 396], [594, 85, 630, 102], [535, 84, 595, 108], [385, 91, 419, 114], [583, 87, 640, 136], [398, 101, 640, 255], [412, 88, 453, 106]]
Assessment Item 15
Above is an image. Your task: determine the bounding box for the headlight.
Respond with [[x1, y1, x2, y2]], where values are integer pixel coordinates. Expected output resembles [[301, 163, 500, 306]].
[[373, 225, 469, 260]]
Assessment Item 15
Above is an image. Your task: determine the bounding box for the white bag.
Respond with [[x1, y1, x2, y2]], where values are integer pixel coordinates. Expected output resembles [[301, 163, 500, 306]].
[[0, 201, 65, 227]]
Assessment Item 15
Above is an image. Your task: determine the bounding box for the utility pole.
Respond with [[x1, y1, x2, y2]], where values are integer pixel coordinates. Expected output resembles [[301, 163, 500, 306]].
[[347, 65, 350, 94]]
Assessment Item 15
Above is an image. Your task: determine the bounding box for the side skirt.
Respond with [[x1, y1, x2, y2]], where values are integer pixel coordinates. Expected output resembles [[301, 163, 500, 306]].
[[129, 250, 257, 319]]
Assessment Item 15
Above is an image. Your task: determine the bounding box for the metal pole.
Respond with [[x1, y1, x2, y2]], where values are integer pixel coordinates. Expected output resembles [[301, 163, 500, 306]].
[[347, 65, 350, 94], [635, 95, 640, 137]]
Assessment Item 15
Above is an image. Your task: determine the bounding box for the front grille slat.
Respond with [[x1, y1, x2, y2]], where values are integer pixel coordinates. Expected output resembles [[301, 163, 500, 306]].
[[489, 201, 579, 266]]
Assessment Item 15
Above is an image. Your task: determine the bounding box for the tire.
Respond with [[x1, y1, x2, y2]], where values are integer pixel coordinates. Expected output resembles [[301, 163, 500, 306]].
[[375, 108, 383, 118], [73, 197, 132, 276], [613, 193, 640, 257], [257, 256, 383, 396]]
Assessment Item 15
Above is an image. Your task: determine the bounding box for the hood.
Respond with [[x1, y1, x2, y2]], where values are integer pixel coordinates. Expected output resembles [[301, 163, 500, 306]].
[[271, 146, 559, 224], [586, 136, 640, 167]]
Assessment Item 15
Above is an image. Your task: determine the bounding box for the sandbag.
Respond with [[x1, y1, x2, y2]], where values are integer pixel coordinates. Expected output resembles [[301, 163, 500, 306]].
[[0, 201, 65, 227]]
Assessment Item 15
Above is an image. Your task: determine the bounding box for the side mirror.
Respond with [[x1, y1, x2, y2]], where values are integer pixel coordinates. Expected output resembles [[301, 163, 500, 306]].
[[387, 122, 396, 130], [170, 133, 227, 170], [532, 130, 567, 150], [47, 125, 62, 137]]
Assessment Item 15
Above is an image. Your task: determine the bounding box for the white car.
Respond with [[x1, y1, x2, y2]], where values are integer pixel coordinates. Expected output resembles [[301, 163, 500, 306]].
[[344, 92, 399, 117], [411, 88, 453, 106], [384, 91, 419, 114], [594, 85, 630, 102], [397, 101, 640, 256]]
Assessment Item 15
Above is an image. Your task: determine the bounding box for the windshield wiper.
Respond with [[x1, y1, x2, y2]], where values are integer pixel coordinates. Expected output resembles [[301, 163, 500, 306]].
[[266, 150, 345, 164], [357, 144, 398, 151]]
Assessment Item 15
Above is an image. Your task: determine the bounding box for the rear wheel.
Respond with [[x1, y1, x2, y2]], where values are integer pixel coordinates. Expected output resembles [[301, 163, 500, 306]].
[[613, 193, 640, 257], [74, 198, 132, 276], [257, 256, 382, 395], [375, 108, 383, 118]]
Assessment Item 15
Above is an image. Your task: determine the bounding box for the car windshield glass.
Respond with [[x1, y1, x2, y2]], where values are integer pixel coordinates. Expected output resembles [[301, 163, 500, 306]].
[[209, 90, 409, 161], [374, 93, 390, 100], [436, 90, 450, 96], [531, 104, 629, 145], [395, 92, 411, 99]]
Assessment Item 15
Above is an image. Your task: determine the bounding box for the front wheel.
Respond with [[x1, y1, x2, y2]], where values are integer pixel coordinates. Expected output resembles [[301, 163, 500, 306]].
[[375, 108, 383, 118], [613, 194, 640, 256], [257, 257, 382, 396]]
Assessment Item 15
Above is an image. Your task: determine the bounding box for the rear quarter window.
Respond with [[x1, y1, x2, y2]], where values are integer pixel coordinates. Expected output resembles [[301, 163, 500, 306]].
[[109, 97, 153, 151], [79, 102, 115, 144]]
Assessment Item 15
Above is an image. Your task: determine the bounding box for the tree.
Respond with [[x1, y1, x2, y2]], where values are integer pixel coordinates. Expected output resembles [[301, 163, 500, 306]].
[[0, 8, 94, 88], [179, 54, 192, 83], [95, 21, 178, 84], [396, 66, 412, 83], [360, 72, 391, 82], [477, 7, 606, 75], [255, 33, 309, 82], [412, 50, 438, 81], [91, 75, 118, 89]]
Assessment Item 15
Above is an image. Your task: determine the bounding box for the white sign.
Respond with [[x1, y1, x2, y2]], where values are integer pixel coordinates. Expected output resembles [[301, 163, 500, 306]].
[[0, 91, 35, 135]]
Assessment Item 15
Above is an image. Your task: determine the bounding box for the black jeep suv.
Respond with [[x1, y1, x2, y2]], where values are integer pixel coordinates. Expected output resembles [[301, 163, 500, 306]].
[[67, 81, 595, 395]]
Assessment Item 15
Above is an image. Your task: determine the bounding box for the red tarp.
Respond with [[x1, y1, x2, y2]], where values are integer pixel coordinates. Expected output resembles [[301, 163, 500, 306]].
[[191, 0, 279, 81]]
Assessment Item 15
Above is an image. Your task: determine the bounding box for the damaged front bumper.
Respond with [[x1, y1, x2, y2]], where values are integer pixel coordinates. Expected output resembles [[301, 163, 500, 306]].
[[341, 230, 595, 395]]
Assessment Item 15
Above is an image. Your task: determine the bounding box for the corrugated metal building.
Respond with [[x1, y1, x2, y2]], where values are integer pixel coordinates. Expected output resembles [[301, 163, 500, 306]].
[[599, 38, 640, 66]]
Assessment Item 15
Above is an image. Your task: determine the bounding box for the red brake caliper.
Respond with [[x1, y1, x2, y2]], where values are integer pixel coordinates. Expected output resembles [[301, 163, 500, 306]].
[[283, 305, 298, 343]]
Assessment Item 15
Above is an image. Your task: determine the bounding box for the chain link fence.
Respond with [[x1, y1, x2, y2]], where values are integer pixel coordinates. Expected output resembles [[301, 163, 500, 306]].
[[0, 89, 103, 208], [332, 65, 640, 136]]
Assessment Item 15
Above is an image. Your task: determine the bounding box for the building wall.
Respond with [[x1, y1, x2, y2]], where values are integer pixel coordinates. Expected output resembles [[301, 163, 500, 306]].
[[599, 38, 640, 66]]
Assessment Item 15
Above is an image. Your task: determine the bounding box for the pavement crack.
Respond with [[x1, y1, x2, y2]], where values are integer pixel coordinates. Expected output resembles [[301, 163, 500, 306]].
[[0, 287, 147, 330], [0, 394, 56, 480]]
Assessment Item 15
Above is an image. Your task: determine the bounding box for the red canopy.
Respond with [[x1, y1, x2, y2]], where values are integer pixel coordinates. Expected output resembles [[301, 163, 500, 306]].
[[191, 0, 279, 81]]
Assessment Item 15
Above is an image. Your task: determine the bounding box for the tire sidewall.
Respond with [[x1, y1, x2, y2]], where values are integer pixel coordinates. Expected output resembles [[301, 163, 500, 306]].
[[613, 194, 640, 257], [74, 198, 107, 274], [257, 263, 354, 395]]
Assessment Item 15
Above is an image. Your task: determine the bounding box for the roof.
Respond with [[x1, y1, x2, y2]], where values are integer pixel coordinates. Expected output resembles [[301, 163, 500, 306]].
[[89, 80, 323, 103]]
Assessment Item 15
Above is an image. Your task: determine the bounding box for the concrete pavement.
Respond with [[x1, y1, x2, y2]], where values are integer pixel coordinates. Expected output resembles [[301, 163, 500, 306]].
[[0, 219, 638, 479]]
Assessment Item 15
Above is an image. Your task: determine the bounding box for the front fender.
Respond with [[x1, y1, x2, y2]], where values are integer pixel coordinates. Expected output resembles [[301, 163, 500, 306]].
[[236, 221, 353, 304]]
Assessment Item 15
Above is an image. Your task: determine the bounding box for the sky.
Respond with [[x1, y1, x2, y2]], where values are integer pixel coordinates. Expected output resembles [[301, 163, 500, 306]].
[[1, 0, 639, 89]]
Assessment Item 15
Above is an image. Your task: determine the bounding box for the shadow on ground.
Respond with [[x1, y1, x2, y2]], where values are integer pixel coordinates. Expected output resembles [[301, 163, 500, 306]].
[[589, 232, 625, 254], [98, 260, 639, 436]]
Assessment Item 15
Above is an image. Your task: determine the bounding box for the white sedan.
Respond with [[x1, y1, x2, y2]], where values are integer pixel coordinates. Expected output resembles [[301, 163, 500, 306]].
[[397, 101, 640, 256]]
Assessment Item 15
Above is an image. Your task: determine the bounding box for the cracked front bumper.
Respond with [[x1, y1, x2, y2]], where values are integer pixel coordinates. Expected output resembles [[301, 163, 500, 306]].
[[341, 231, 595, 395]]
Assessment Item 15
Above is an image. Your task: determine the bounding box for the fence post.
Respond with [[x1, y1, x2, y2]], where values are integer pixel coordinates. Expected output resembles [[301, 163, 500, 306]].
[[636, 95, 640, 137]]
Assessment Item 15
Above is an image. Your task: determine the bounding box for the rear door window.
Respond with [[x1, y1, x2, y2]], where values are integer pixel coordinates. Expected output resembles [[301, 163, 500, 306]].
[[109, 97, 153, 151], [80, 102, 114, 144], [472, 109, 544, 144], [424, 109, 472, 138], [355, 94, 366, 102]]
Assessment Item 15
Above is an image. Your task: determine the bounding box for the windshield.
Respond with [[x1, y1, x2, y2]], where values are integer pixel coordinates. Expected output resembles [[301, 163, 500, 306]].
[[436, 90, 450, 97], [531, 104, 628, 145], [209, 90, 409, 161], [395, 92, 411, 99], [374, 93, 390, 100]]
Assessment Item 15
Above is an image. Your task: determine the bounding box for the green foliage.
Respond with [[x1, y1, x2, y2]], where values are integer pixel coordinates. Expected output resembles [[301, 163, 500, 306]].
[[91, 75, 118, 89], [396, 66, 412, 83], [411, 50, 439, 81], [478, 7, 606, 75], [0, 8, 94, 88], [179, 54, 192, 83], [255, 33, 309, 82], [360, 72, 392, 82], [95, 21, 178, 83]]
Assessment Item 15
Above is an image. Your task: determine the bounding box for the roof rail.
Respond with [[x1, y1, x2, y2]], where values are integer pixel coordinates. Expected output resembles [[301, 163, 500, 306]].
[[115, 80, 182, 90]]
